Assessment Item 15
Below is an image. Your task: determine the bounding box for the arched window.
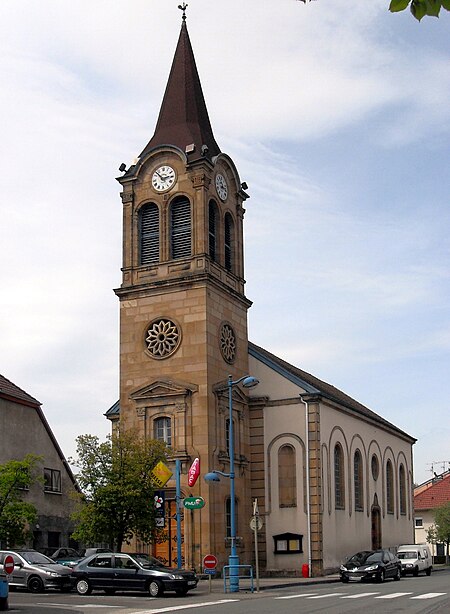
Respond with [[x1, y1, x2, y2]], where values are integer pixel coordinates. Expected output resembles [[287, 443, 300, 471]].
[[354, 450, 363, 511], [224, 212, 234, 272], [170, 196, 191, 259], [154, 417, 171, 446], [386, 460, 394, 514], [399, 464, 406, 515], [225, 497, 238, 538], [278, 445, 297, 507], [139, 203, 159, 265], [334, 443, 345, 510], [209, 200, 218, 261]]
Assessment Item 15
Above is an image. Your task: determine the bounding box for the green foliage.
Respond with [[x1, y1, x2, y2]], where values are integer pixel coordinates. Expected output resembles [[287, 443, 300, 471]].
[[70, 431, 169, 552], [389, 0, 450, 20], [426, 501, 450, 564], [0, 456, 41, 547]]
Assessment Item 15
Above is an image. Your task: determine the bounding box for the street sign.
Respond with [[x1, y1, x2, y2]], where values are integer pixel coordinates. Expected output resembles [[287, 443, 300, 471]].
[[3, 555, 14, 576], [183, 496, 205, 510], [250, 516, 263, 531], [203, 568, 216, 575], [151, 461, 173, 488], [203, 554, 218, 569], [188, 457, 200, 487]]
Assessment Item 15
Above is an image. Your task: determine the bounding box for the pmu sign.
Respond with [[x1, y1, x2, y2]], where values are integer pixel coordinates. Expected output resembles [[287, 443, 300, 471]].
[[183, 496, 205, 510], [188, 457, 200, 487]]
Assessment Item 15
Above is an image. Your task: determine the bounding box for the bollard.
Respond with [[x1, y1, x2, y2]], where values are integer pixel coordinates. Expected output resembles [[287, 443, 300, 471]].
[[301, 563, 309, 578], [0, 578, 9, 611]]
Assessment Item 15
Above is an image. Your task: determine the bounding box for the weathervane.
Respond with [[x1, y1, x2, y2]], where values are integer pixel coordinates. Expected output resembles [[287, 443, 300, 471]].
[[178, 3, 188, 21]]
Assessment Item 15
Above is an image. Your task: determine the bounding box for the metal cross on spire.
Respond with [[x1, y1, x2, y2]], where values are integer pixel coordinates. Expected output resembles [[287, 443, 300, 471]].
[[178, 3, 188, 21]]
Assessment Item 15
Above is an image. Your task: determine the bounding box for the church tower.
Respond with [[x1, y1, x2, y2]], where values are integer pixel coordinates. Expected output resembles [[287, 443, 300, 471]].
[[114, 10, 253, 569]]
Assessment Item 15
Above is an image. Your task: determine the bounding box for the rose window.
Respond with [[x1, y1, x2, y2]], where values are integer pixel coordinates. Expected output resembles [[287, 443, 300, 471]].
[[145, 318, 181, 359], [220, 323, 236, 363]]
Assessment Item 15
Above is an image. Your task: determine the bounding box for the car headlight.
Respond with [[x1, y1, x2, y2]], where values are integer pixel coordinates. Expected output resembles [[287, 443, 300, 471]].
[[340, 565, 347, 571], [405, 563, 413, 568], [169, 574, 184, 580], [365, 565, 378, 572], [47, 572, 60, 577]]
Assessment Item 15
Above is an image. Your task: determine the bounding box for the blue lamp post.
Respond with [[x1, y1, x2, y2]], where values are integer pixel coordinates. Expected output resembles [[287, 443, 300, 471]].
[[205, 374, 259, 593]]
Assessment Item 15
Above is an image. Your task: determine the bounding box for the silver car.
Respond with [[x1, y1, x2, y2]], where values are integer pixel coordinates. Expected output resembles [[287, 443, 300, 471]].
[[0, 550, 74, 592]]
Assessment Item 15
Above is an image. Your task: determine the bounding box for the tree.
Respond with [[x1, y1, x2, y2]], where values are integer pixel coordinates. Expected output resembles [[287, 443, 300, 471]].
[[0, 456, 41, 548], [297, 0, 450, 21], [426, 501, 450, 565], [390, 0, 450, 20], [70, 430, 169, 552]]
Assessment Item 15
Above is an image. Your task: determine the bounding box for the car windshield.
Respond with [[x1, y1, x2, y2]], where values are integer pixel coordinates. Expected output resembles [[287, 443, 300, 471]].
[[347, 551, 383, 565], [397, 551, 416, 559], [132, 554, 166, 569], [20, 551, 55, 565]]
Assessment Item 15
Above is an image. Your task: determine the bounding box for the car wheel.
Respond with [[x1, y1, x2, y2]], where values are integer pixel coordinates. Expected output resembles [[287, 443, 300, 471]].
[[377, 570, 385, 583], [149, 580, 164, 597], [76, 578, 92, 595], [426, 567, 432, 576], [394, 567, 401, 581], [28, 576, 44, 593], [413, 566, 419, 577], [175, 587, 188, 597]]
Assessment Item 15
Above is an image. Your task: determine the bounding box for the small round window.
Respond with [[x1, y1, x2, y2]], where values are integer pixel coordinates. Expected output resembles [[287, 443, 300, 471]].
[[145, 317, 181, 359], [219, 322, 236, 364], [371, 454, 379, 480]]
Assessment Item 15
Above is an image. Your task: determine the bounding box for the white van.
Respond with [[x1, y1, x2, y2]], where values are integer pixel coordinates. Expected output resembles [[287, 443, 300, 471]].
[[397, 544, 432, 576]]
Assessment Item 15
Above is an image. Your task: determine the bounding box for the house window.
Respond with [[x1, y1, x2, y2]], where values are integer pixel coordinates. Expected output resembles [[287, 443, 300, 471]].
[[44, 468, 61, 493], [209, 200, 217, 261], [225, 497, 238, 538], [47, 531, 60, 549], [386, 460, 394, 514], [139, 203, 159, 264], [414, 517, 423, 528], [334, 443, 345, 510], [399, 464, 407, 515], [278, 445, 297, 507], [225, 417, 236, 458], [154, 417, 172, 446], [354, 449, 363, 511], [224, 212, 234, 272], [273, 532, 303, 554], [170, 196, 191, 259]]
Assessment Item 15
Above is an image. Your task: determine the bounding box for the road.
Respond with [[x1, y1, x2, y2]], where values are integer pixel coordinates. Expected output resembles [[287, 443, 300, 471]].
[[5, 569, 450, 614]]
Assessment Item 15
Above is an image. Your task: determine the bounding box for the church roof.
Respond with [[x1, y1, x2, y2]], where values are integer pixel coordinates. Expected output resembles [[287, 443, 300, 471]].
[[249, 342, 415, 443], [0, 373, 41, 407], [140, 18, 221, 163], [414, 471, 450, 510]]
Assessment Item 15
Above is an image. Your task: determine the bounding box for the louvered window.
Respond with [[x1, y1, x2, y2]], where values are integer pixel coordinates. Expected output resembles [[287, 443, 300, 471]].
[[209, 200, 217, 261], [139, 203, 159, 265], [171, 196, 191, 259], [224, 212, 234, 272]]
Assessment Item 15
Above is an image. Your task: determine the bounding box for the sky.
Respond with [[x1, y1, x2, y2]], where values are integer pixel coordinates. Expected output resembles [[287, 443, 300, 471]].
[[0, 0, 449, 485]]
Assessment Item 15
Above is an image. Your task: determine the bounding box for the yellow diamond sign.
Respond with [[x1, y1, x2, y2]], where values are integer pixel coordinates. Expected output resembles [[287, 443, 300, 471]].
[[151, 461, 173, 488]]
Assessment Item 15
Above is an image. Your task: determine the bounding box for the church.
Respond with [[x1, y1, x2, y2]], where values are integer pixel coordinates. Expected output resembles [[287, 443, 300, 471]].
[[106, 10, 415, 576]]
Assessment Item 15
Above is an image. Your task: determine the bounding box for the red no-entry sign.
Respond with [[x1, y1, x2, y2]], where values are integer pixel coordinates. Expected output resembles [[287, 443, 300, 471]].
[[3, 555, 14, 575], [203, 554, 218, 569]]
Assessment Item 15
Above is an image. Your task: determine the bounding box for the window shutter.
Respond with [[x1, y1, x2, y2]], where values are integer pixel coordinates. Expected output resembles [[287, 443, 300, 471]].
[[140, 204, 159, 264], [171, 197, 191, 259]]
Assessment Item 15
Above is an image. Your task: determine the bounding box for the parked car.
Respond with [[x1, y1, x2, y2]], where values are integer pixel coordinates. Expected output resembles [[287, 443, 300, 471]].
[[397, 544, 432, 576], [0, 550, 75, 592], [71, 551, 198, 597], [340, 549, 402, 583], [50, 548, 85, 567]]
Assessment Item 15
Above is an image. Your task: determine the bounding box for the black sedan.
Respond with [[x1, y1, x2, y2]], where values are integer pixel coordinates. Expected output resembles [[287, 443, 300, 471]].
[[71, 552, 198, 597], [340, 549, 402, 583]]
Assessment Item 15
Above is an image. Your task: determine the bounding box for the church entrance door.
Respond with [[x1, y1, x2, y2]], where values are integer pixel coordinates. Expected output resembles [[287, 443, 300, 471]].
[[371, 505, 382, 550]]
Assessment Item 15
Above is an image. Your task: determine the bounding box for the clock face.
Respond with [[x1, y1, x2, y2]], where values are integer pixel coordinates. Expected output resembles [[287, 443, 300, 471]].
[[152, 165, 176, 192], [215, 173, 228, 201]]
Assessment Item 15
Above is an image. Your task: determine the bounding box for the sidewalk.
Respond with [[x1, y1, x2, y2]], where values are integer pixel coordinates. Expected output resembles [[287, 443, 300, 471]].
[[195, 573, 341, 596]]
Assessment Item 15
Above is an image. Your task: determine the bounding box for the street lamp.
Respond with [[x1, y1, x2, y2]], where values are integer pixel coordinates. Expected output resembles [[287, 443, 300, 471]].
[[205, 374, 259, 593]]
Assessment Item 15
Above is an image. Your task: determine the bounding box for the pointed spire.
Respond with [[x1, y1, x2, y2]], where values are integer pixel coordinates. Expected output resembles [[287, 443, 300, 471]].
[[140, 15, 221, 162]]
